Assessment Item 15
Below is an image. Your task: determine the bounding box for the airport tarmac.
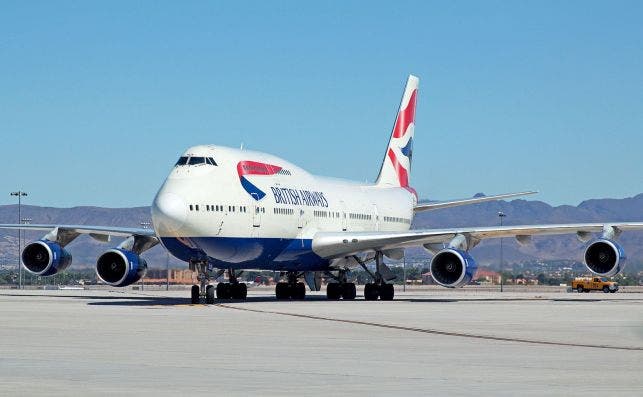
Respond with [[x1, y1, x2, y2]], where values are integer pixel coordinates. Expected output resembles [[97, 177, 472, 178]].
[[0, 288, 641, 396]]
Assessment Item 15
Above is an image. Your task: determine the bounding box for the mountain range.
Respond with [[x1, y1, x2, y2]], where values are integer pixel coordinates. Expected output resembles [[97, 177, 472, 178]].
[[1, 193, 642, 272]]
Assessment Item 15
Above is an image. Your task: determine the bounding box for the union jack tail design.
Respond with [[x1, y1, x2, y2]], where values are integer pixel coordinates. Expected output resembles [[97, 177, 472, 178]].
[[375, 75, 418, 196]]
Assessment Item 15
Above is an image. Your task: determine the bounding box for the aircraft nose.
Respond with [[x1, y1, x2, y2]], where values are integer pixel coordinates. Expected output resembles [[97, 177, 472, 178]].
[[152, 192, 187, 234]]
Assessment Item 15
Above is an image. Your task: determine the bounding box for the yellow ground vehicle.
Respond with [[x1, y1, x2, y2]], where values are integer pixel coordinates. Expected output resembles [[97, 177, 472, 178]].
[[572, 277, 618, 293]]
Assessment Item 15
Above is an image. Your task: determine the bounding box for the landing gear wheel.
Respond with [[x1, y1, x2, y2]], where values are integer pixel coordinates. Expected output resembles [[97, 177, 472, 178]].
[[603, 286, 610, 293], [191, 285, 200, 304], [231, 283, 248, 300], [276, 282, 290, 300], [206, 285, 215, 304], [379, 283, 394, 301], [217, 283, 231, 299], [326, 283, 341, 300], [364, 283, 379, 301], [342, 283, 357, 300], [577, 286, 584, 293], [293, 282, 306, 300]]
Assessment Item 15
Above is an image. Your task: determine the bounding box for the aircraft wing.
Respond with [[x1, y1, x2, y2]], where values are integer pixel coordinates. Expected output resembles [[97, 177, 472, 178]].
[[0, 224, 156, 238], [312, 222, 643, 258], [414, 191, 538, 212], [0, 224, 157, 250]]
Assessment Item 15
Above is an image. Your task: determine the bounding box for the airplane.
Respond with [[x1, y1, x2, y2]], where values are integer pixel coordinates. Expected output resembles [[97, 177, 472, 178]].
[[2, 75, 642, 304]]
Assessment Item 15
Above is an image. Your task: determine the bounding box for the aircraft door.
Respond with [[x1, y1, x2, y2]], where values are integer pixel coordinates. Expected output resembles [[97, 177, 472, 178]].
[[340, 200, 347, 231], [251, 193, 261, 228], [372, 204, 380, 231], [298, 209, 306, 229]]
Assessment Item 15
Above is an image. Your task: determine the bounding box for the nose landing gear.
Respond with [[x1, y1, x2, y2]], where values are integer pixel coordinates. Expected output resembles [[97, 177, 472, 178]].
[[190, 261, 214, 304]]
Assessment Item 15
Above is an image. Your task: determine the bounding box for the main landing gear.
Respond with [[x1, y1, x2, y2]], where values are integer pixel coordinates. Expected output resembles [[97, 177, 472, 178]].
[[190, 263, 247, 304], [355, 252, 395, 301], [216, 269, 248, 300], [325, 270, 357, 300], [275, 272, 306, 300]]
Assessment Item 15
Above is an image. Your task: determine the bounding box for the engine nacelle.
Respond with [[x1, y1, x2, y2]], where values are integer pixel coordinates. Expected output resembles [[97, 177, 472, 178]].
[[584, 239, 626, 277], [96, 248, 147, 287], [430, 248, 478, 288], [21, 240, 72, 276]]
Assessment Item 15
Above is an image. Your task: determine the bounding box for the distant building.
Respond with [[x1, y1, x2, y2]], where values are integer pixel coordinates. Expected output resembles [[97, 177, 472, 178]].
[[475, 268, 501, 284]]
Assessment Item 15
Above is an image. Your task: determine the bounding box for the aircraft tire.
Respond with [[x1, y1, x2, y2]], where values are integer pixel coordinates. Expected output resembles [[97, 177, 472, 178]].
[[206, 285, 215, 304], [326, 283, 341, 300], [293, 282, 306, 300], [380, 284, 394, 301], [190, 285, 200, 304], [276, 282, 289, 300], [364, 283, 379, 301], [217, 283, 231, 299], [232, 283, 247, 300], [342, 283, 357, 300]]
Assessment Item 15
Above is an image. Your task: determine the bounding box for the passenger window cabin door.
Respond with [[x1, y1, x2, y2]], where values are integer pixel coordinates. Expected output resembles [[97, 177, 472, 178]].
[[298, 209, 305, 229], [340, 200, 347, 231], [251, 193, 261, 228], [371, 204, 379, 231]]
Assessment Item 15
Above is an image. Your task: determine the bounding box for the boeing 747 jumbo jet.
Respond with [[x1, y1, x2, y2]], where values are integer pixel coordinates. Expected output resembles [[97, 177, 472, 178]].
[[2, 75, 642, 303]]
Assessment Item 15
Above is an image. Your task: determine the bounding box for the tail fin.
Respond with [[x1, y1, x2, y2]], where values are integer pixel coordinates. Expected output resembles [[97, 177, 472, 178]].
[[375, 75, 419, 191]]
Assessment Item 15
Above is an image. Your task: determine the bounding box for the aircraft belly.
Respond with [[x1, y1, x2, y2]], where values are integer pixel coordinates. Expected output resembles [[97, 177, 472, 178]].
[[160, 236, 330, 271]]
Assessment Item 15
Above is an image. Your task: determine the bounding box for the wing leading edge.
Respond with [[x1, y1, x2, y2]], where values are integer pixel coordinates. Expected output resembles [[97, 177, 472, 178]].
[[414, 191, 537, 212], [312, 222, 643, 259]]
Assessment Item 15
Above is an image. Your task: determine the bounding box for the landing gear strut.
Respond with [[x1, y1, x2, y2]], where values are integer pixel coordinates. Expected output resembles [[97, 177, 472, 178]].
[[357, 252, 394, 301], [275, 271, 306, 300], [325, 270, 356, 300], [216, 269, 248, 300]]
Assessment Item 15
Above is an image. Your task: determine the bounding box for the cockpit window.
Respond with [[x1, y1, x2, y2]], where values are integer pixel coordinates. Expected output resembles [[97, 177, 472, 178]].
[[175, 156, 189, 166], [189, 157, 206, 165], [175, 155, 217, 167]]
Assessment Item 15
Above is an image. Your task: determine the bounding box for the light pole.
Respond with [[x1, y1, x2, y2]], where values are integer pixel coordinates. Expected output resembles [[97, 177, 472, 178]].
[[498, 211, 506, 292], [402, 255, 406, 292], [21, 218, 32, 288], [10, 191, 27, 289], [166, 252, 170, 291]]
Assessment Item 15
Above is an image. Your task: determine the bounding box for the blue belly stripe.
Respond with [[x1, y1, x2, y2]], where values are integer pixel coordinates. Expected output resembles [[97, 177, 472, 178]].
[[159, 236, 330, 271]]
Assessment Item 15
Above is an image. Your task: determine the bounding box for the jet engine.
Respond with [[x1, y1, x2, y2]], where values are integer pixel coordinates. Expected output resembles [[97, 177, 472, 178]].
[[584, 239, 626, 277], [21, 240, 72, 276], [430, 248, 478, 287], [96, 248, 147, 287]]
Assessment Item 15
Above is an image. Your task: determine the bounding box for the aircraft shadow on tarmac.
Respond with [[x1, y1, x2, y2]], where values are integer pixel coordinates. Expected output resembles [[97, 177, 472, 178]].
[[1, 293, 613, 307]]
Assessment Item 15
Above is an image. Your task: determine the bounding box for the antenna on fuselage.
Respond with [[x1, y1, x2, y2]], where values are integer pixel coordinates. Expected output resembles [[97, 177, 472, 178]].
[[240, 142, 244, 150]]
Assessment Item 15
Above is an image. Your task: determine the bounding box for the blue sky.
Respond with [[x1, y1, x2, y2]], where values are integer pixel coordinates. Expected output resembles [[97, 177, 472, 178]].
[[1, 1, 642, 208]]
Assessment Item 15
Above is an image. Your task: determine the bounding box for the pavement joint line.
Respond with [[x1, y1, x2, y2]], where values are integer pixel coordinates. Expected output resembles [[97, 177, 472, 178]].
[[215, 303, 643, 352]]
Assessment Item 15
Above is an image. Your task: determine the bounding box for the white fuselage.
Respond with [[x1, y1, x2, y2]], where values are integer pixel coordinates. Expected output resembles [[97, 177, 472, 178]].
[[151, 145, 416, 271]]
